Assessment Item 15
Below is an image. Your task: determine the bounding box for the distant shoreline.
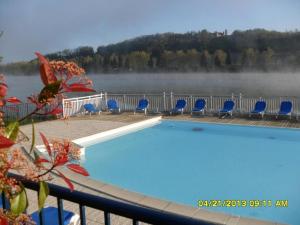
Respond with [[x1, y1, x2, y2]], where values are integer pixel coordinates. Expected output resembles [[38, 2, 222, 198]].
[[3, 70, 300, 76]]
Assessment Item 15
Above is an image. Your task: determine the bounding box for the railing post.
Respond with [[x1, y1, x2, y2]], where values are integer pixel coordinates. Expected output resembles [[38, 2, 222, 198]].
[[87, 96, 91, 115], [26, 103, 29, 118], [210, 95, 213, 113], [63, 98, 67, 118], [239, 93, 242, 114], [132, 219, 139, 225], [190, 95, 193, 113], [99, 92, 103, 111], [123, 94, 127, 111], [163, 92, 166, 112], [35, 191, 45, 225], [297, 98, 299, 121], [57, 198, 64, 225], [104, 92, 108, 110], [104, 211, 111, 225], [17, 104, 20, 120], [279, 97, 282, 114], [79, 204, 86, 225], [39, 208, 45, 225], [170, 92, 174, 109], [70, 99, 74, 117], [1, 192, 8, 210]]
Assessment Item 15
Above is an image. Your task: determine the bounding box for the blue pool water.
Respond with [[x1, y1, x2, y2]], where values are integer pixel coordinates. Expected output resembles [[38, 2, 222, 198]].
[[83, 120, 300, 225]]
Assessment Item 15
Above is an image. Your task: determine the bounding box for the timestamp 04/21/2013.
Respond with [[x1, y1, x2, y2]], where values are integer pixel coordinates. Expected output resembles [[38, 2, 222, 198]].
[[197, 200, 289, 208]]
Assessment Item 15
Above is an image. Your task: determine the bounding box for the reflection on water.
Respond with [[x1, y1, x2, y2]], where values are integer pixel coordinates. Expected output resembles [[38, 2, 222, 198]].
[[5, 72, 300, 100]]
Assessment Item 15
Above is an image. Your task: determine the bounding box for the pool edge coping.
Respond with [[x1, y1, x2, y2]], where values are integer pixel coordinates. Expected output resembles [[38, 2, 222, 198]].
[[163, 116, 300, 130], [72, 116, 162, 148]]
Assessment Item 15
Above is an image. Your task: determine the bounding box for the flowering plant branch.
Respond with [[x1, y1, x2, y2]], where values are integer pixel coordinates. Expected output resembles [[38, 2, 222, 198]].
[[0, 52, 94, 224]]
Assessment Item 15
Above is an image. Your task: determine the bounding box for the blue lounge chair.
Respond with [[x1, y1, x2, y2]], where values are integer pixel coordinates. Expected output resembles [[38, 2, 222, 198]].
[[219, 100, 235, 118], [191, 99, 206, 115], [170, 99, 186, 115], [83, 103, 100, 115], [0, 199, 79, 225], [31, 207, 80, 225], [277, 101, 292, 119], [250, 100, 267, 119], [134, 99, 149, 115], [107, 99, 121, 113]]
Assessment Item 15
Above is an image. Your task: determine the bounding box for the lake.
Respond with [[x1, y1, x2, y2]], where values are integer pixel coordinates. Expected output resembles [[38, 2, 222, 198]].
[[4, 72, 300, 100]]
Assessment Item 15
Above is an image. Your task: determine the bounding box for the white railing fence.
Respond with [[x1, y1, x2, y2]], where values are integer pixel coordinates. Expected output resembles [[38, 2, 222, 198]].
[[62, 94, 104, 117], [61, 92, 300, 118], [2, 93, 300, 120]]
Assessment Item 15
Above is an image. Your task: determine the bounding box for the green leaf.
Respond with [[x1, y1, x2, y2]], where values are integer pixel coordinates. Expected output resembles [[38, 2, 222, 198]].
[[33, 150, 40, 161], [38, 181, 49, 211], [10, 188, 28, 215], [5, 121, 19, 141], [38, 80, 62, 103], [29, 120, 35, 154]]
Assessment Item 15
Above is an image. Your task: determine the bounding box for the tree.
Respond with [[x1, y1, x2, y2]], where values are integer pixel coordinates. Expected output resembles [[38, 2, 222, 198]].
[[200, 50, 212, 71], [259, 47, 275, 71], [214, 49, 227, 68], [128, 51, 150, 71], [109, 54, 119, 70], [92, 54, 104, 72], [161, 50, 178, 71], [242, 48, 257, 68], [81, 56, 94, 73], [185, 49, 201, 71], [74, 46, 94, 57]]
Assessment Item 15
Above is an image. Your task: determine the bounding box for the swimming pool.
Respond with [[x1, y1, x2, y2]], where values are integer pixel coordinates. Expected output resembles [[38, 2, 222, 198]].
[[83, 120, 300, 225]]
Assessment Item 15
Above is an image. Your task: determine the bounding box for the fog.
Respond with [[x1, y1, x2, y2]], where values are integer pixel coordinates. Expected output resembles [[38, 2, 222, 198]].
[[90, 72, 300, 97], [5, 72, 300, 100]]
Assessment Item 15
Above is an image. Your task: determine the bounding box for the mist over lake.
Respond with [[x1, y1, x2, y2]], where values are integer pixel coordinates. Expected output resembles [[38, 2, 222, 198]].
[[5, 72, 300, 100]]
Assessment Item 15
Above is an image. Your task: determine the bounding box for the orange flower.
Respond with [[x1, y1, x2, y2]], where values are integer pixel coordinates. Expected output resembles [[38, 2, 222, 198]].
[[49, 60, 85, 78]]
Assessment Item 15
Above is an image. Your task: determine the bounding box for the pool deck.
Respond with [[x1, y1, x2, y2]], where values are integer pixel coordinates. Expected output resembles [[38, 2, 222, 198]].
[[20, 113, 292, 225]]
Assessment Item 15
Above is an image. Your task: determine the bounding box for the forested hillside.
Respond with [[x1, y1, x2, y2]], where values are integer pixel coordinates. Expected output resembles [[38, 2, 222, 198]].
[[1, 29, 300, 74]]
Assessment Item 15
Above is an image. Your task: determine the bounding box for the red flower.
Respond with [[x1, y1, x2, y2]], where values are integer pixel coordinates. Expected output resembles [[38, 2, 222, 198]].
[[0, 82, 7, 98]]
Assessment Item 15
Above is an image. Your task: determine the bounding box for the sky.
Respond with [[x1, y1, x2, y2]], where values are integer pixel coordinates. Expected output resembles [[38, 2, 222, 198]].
[[0, 0, 299, 63]]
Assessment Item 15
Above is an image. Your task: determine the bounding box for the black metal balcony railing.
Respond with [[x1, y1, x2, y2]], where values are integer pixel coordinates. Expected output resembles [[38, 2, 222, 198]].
[[1, 174, 214, 225]]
